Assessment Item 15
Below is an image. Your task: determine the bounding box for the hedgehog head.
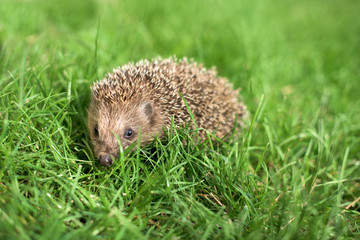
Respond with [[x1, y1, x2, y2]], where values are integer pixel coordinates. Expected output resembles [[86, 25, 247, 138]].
[[88, 72, 166, 166]]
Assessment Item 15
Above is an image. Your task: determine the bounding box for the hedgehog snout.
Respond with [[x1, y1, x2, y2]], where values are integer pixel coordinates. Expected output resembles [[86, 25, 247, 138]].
[[99, 154, 112, 166], [98, 153, 120, 167]]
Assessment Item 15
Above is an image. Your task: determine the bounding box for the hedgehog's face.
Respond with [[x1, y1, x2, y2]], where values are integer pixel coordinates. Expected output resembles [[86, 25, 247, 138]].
[[88, 99, 159, 167]]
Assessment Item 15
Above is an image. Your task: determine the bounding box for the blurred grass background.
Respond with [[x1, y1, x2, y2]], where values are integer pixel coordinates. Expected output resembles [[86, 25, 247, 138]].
[[0, 0, 359, 239]]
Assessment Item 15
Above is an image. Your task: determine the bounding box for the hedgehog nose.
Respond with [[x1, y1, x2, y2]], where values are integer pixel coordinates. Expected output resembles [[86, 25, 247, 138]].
[[99, 154, 113, 167]]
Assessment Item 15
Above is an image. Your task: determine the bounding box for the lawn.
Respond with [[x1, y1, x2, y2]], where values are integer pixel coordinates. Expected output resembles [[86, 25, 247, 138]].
[[0, 0, 359, 239]]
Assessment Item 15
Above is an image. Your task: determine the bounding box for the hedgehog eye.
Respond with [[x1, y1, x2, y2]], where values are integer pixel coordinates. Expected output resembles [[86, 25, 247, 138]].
[[124, 128, 133, 138], [94, 124, 99, 137]]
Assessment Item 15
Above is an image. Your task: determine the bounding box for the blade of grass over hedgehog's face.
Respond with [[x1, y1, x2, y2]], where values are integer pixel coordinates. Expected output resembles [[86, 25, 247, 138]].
[[87, 96, 163, 166]]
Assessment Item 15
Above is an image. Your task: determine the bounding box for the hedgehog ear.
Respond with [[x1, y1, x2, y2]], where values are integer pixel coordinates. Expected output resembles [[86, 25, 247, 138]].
[[142, 102, 153, 119]]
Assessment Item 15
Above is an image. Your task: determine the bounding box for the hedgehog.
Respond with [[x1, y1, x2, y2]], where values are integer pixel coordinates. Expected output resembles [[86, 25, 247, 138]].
[[88, 57, 247, 166]]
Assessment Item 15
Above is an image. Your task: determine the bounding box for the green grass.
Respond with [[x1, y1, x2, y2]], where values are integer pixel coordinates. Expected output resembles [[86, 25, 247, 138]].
[[1, 0, 359, 239]]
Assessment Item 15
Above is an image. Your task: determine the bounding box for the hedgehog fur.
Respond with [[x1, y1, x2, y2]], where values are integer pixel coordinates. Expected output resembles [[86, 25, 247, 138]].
[[88, 57, 247, 166]]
